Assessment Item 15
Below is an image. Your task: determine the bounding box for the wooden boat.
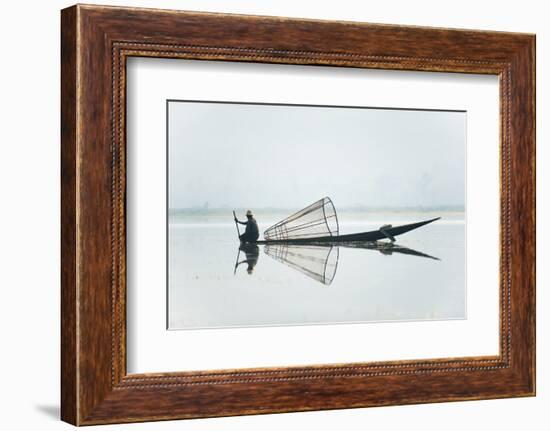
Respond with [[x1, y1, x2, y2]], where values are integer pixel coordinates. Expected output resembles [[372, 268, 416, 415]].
[[254, 217, 440, 244], [239, 197, 440, 245]]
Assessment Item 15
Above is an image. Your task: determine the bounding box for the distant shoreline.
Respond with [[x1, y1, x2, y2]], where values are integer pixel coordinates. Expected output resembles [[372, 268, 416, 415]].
[[169, 209, 466, 226]]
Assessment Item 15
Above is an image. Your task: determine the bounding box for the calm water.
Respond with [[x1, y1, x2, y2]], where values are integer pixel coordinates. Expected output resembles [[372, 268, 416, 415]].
[[168, 211, 465, 330]]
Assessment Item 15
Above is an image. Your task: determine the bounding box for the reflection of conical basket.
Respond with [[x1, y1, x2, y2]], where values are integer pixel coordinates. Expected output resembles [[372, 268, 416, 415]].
[[264, 244, 339, 285], [263, 197, 339, 241]]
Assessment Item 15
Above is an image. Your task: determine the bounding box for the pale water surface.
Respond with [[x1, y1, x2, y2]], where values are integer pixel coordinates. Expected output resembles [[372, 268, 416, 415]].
[[168, 211, 465, 330]]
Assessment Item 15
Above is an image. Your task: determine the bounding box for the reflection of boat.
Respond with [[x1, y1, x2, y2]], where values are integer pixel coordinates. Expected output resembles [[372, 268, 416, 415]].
[[252, 197, 440, 245], [340, 241, 440, 260], [262, 242, 439, 286]]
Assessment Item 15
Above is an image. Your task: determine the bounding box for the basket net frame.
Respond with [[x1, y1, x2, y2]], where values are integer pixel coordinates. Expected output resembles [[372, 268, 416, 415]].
[[263, 197, 339, 241]]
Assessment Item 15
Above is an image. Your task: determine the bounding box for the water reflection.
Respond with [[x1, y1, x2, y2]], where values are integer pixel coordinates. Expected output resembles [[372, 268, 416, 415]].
[[234, 243, 260, 275], [265, 244, 339, 285], [235, 241, 440, 285], [340, 241, 440, 261]]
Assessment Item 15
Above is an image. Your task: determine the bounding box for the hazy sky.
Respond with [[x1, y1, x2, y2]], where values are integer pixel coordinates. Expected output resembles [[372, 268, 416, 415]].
[[168, 101, 465, 210]]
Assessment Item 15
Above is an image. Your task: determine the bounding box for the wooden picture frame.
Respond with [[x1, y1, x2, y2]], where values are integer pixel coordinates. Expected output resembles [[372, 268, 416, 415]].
[[61, 4, 535, 425]]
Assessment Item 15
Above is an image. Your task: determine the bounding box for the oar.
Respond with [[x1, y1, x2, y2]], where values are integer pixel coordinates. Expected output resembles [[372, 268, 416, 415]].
[[233, 211, 241, 275], [233, 246, 241, 275], [232, 211, 240, 240]]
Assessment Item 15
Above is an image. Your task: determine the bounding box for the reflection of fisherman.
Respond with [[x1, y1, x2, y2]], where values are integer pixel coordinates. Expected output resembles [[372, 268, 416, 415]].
[[234, 210, 259, 243], [236, 244, 260, 274]]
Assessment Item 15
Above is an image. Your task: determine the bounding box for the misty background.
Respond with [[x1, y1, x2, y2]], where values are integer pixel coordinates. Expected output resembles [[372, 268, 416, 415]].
[[168, 101, 465, 212]]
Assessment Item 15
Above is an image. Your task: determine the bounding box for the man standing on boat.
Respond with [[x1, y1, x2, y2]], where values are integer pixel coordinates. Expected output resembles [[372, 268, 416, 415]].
[[234, 210, 259, 243]]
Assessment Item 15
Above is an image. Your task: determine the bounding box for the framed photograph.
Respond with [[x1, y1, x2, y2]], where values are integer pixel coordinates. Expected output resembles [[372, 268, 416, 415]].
[[61, 4, 535, 425]]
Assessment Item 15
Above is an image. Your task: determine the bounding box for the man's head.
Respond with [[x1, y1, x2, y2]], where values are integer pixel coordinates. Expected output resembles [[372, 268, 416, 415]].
[[246, 210, 253, 219]]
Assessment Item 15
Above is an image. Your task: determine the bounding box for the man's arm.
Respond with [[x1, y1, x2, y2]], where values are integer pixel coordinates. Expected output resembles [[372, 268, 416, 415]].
[[234, 217, 247, 225]]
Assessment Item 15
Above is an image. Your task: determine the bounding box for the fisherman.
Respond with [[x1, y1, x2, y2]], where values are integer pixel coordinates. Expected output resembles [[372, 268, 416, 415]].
[[234, 210, 259, 243]]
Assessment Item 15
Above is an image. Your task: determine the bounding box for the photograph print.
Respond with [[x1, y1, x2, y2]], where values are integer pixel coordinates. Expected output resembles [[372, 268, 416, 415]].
[[167, 100, 466, 330]]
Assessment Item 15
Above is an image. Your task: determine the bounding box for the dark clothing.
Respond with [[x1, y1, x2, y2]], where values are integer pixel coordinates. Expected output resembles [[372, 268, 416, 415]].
[[238, 217, 259, 242]]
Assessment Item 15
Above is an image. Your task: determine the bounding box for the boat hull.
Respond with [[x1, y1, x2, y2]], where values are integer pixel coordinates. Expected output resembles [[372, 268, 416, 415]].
[[251, 217, 440, 245]]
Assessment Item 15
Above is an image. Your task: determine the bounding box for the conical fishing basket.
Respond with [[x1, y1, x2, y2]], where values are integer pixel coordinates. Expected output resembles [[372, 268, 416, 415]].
[[263, 197, 339, 241]]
